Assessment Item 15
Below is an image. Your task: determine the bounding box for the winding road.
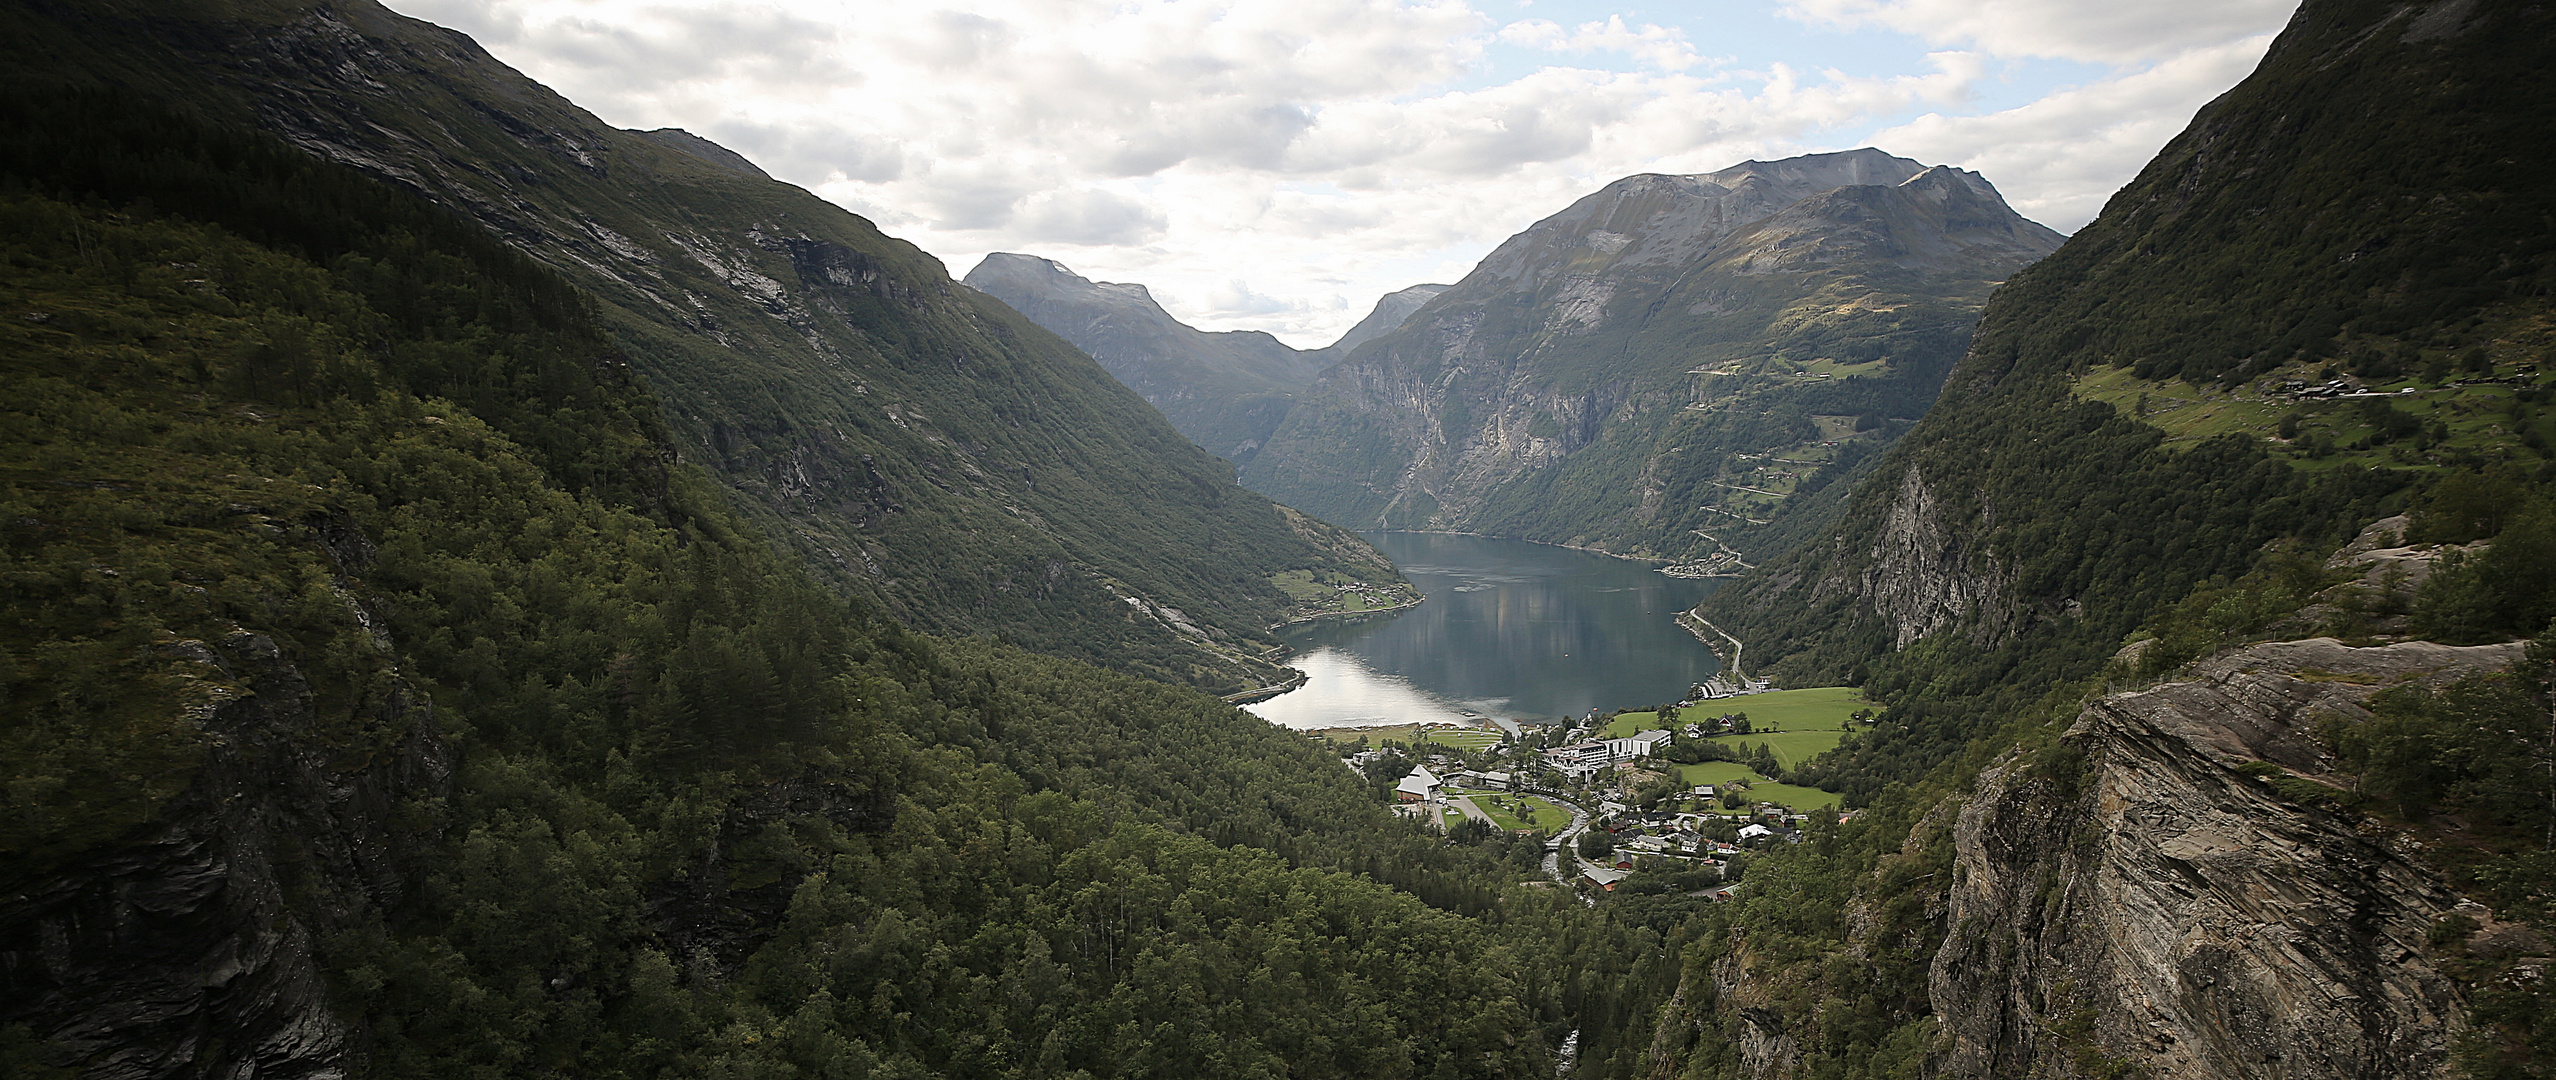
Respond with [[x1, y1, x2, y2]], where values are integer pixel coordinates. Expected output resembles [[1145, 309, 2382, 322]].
[[1522, 787, 1598, 896]]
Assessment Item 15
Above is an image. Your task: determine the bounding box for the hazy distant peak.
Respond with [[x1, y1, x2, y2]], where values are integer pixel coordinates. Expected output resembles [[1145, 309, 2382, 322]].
[[630, 127, 769, 180], [968, 251, 1086, 287], [1324, 283, 1452, 357], [970, 252, 1162, 303]]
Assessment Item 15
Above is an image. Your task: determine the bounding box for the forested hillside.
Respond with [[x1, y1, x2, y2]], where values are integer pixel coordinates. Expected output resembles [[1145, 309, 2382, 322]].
[[1245, 151, 2063, 573], [0, 0, 1410, 695], [0, 84, 1682, 1078], [1637, 0, 2556, 1075]]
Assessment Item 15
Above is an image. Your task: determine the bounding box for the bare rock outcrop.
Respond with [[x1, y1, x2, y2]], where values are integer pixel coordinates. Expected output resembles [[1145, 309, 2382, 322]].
[[1930, 637, 2520, 1079], [1842, 466, 2013, 649], [0, 632, 451, 1080]]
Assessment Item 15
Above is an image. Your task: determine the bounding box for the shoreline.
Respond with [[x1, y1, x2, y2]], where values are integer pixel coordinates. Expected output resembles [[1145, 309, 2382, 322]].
[[1223, 667, 1309, 705], [1675, 606, 1748, 679], [1369, 529, 1674, 565], [1373, 528, 1746, 579], [1267, 593, 1424, 631]]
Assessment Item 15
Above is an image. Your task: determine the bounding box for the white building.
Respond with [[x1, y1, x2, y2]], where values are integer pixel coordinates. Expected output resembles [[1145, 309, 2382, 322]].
[[1395, 765, 1442, 802], [1541, 742, 1613, 778], [1603, 729, 1672, 761]]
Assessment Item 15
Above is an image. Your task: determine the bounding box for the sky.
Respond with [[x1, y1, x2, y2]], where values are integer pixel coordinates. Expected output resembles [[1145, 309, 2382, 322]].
[[387, 0, 2302, 347]]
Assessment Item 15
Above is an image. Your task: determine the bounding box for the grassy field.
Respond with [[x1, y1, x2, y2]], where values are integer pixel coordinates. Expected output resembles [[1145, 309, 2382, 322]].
[[1464, 792, 1571, 832], [2069, 357, 2556, 473], [1743, 781, 1840, 810], [1605, 686, 1869, 738], [1675, 761, 1761, 786], [1667, 762, 1840, 811], [1315, 723, 1503, 749], [1604, 710, 1667, 736], [1706, 729, 1848, 769], [1425, 727, 1505, 750], [1270, 569, 1417, 615]]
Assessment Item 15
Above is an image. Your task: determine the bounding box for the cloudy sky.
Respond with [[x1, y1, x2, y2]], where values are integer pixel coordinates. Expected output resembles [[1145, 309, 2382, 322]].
[[388, 0, 2300, 346]]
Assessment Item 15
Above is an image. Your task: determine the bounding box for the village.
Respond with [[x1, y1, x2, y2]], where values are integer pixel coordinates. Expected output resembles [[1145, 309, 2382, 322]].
[[1329, 682, 1877, 901]]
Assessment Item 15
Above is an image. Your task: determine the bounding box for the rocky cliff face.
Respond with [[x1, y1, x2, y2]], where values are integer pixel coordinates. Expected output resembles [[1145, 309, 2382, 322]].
[[1934, 637, 2517, 1079], [1244, 149, 2061, 567], [0, 630, 450, 1080], [1828, 466, 2015, 649]]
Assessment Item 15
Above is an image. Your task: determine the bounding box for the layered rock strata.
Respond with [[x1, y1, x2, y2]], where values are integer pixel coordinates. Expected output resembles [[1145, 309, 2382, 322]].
[[1933, 637, 2521, 1079]]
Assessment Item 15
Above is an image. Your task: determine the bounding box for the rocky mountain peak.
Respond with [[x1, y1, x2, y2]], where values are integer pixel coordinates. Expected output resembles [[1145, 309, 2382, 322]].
[[1244, 147, 2063, 554], [1465, 148, 2039, 293], [965, 252, 1186, 339], [1697, 146, 1928, 203], [1325, 283, 1451, 358]]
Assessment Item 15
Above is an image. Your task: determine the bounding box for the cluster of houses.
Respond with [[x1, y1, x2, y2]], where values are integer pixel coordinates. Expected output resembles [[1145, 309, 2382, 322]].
[[1575, 804, 1832, 897], [1345, 705, 1857, 903], [1579, 814, 1754, 897]]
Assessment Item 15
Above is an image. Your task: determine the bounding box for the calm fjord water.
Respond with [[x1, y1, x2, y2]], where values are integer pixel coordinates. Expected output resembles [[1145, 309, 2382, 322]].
[[1246, 532, 1723, 729]]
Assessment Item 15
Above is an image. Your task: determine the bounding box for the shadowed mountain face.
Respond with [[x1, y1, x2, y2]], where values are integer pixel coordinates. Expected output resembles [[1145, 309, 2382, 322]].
[[0, 0, 1416, 693], [1241, 149, 2064, 569], [963, 253, 1445, 468]]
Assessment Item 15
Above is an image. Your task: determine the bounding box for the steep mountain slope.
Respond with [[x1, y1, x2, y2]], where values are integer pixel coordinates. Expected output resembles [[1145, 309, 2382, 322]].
[[0, 0, 1410, 694], [961, 253, 1318, 467], [1244, 150, 2063, 569], [1629, 1, 2556, 1077], [0, 85, 1661, 1080], [961, 254, 1445, 469], [1709, 0, 2556, 793]]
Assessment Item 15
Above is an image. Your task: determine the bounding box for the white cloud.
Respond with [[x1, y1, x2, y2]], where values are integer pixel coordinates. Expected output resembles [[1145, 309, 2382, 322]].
[[389, 0, 2299, 346], [1498, 15, 1705, 71], [1780, 0, 2298, 64], [1869, 34, 2281, 229]]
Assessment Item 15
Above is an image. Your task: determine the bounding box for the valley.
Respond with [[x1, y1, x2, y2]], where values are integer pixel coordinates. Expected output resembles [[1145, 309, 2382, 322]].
[[3, 0, 2554, 1077]]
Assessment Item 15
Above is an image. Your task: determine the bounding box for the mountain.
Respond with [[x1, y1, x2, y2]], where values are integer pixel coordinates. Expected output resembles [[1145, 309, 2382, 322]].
[[1709, 0, 2556, 785], [961, 254, 1446, 468], [1642, 0, 2556, 1075], [0, 20, 1661, 1080], [1242, 149, 2065, 570], [960, 253, 1316, 466], [1321, 283, 1451, 360], [0, 0, 1416, 695]]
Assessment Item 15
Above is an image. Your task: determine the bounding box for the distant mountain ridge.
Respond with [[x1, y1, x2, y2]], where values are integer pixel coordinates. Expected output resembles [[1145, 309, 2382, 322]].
[[1243, 148, 2064, 568], [963, 253, 1447, 467], [1325, 284, 1451, 359]]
